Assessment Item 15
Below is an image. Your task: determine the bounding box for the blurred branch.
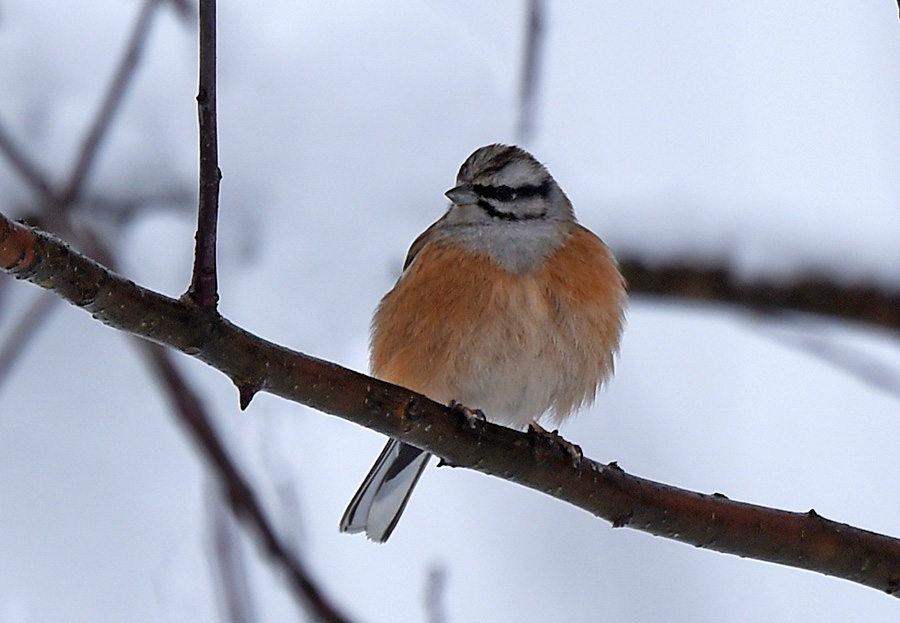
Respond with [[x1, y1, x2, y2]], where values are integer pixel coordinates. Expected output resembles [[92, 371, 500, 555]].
[[188, 0, 221, 309], [756, 322, 900, 400], [141, 340, 353, 623], [206, 480, 258, 623], [77, 187, 194, 224], [4, 212, 900, 600], [0, 117, 55, 199], [620, 256, 900, 331], [0, 291, 58, 390], [0, 0, 164, 216], [516, 0, 545, 143], [57, 0, 164, 209], [423, 566, 448, 623]]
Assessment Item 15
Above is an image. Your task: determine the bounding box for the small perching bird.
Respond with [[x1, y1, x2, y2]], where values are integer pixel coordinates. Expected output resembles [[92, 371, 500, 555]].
[[340, 144, 626, 542]]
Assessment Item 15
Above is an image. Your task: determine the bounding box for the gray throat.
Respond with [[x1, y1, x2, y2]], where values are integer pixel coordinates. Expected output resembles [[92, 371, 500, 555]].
[[449, 219, 571, 274]]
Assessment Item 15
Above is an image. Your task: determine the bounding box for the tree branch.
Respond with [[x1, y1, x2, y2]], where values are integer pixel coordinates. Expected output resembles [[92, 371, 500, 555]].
[[620, 256, 900, 331], [188, 0, 221, 309], [3, 211, 900, 598]]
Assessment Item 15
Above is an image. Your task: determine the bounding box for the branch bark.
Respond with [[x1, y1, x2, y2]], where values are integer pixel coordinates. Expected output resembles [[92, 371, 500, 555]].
[[189, 0, 221, 309], [3, 211, 900, 599]]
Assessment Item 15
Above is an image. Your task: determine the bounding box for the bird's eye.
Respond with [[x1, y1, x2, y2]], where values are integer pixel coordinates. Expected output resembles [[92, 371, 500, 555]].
[[496, 185, 515, 201]]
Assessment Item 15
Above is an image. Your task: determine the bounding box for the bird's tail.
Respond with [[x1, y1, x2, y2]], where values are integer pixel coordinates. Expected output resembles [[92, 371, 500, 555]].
[[339, 439, 431, 543]]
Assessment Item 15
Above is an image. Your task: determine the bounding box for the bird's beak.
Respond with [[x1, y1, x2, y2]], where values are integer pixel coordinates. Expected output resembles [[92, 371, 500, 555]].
[[445, 183, 479, 205]]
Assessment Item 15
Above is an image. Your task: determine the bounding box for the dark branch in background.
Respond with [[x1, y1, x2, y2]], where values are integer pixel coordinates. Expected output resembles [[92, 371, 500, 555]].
[[3, 215, 900, 600], [0, 291, 57, 389], [207, 480, 258, 623], [142, 341, 352, 623], [188, 0, 221, 309], [619, 257, 900, 331], [0, 117, 55, 199], [516, 0, 545, 143], [423, 566, 448, 623], [56, 0, 163, 209], [754, 322, 900, 399]]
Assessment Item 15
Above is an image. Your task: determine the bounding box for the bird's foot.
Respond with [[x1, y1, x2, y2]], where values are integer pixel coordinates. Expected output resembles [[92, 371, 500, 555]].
[[528, 420, 583, 468], [449, 400, 486, 429]]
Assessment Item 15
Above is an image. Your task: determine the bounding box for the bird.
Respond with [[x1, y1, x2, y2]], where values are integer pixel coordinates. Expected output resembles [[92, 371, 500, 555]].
[[340, 144, 626, 542]]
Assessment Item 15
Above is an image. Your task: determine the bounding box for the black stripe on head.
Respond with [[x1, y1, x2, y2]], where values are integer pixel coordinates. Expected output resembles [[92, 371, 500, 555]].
[[477, 200, 547, 221], [472, 181, 551, 202]]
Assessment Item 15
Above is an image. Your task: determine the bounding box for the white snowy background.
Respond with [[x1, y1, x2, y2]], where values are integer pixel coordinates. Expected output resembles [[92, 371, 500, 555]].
[[1, 1, 899, 621]]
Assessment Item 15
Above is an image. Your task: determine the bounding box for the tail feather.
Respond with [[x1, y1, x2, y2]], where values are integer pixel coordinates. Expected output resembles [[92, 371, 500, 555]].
[[340, 439, 431, 542]]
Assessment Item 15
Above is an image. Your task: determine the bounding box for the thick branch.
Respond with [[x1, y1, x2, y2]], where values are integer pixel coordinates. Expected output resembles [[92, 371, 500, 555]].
[[188, 0, 221, 309], [620, 256, 900, 331], [3, 212, 900, 598]]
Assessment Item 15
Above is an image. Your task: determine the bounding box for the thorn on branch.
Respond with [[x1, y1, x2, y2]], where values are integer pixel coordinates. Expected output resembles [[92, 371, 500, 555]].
[[238, 382, 259, 410]]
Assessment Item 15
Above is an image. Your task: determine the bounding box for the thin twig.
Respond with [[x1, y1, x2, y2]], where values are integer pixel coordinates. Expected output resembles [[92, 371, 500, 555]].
[[56, 0, 163, 209], [188, 0, 221, 309], [4, 214, 900, 600]]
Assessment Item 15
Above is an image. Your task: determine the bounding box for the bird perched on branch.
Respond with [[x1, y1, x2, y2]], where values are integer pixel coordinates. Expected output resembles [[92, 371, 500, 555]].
[[340, 144, 626, 542]]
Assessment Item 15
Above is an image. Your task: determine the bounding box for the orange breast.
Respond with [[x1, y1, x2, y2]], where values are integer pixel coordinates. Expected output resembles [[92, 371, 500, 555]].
[[370, 225, 625, 427]]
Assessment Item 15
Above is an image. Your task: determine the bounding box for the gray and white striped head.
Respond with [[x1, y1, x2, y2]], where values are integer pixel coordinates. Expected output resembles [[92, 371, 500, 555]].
[[444, 144, 574, 223]]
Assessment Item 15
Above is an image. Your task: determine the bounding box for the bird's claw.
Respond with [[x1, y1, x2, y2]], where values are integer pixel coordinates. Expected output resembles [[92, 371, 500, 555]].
[[528, 420, 583, 468], [449, 400, 486, 429]]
